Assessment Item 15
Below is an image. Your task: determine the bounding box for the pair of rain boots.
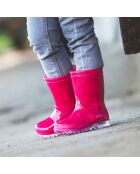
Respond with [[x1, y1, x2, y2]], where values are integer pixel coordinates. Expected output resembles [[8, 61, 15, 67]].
[[35, 67, 110, 137]]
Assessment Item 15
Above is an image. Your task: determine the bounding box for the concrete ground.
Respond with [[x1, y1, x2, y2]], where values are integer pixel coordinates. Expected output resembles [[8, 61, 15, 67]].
[[0, 49, 140, 157]]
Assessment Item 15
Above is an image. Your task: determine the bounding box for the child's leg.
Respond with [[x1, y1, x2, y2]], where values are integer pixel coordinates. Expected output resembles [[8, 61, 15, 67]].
[[26, 17, 75, 137], [27, 17, 72, 78], [59, 17, 103, 70], [54, 18, 110, 134]]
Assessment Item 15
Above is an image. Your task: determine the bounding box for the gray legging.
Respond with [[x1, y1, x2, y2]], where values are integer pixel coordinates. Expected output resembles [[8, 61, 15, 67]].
[[26, 17, 103, 78]]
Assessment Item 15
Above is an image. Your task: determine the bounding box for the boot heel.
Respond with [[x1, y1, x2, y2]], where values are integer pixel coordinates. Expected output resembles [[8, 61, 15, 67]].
[[90, 120, 110, 130]]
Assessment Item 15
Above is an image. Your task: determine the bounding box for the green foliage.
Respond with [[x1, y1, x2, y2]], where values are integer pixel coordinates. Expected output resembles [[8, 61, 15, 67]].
[[0, 31, 13, 54]]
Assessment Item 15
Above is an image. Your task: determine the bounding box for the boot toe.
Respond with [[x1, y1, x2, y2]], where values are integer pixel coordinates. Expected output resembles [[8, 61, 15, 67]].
[[35, 117, 54, 136]]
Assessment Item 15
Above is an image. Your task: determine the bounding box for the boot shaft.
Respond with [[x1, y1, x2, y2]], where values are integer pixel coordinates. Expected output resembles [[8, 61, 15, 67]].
[[70, 67, 105, 107], [44, 74, 75, 112]]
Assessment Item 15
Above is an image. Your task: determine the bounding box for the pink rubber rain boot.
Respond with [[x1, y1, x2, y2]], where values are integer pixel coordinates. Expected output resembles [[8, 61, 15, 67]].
[[54, 67, 110, 134], [35, 73, 75, 137]]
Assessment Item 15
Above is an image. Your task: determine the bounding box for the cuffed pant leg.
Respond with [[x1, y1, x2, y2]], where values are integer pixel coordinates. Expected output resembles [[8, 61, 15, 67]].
[[26, 17, 72, 78]]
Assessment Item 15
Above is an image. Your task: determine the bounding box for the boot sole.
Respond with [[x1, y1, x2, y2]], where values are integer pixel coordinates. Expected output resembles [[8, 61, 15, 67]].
[[35, 131, 62, 138], [36, 120, 110, 138], [55, 120, 110, 136]]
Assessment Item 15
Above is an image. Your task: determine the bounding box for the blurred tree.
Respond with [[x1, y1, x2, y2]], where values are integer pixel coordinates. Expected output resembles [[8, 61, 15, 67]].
[[0, 17, 27, 49]]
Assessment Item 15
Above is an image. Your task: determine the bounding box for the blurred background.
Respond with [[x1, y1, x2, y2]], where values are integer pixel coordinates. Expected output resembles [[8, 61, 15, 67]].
[[0, 17, 140, 156], [1, 17, 140, 98]]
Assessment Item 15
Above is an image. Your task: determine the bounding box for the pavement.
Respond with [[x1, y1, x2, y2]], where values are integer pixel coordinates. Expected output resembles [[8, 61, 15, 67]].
[[0, 49, 140, 157]]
